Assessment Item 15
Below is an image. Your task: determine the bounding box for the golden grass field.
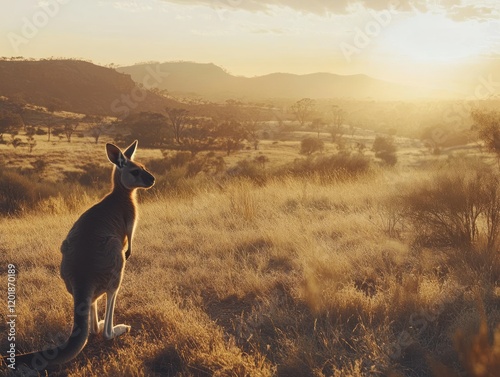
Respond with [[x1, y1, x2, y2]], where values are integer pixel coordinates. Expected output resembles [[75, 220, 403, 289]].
[[1, 136, 500, 376]]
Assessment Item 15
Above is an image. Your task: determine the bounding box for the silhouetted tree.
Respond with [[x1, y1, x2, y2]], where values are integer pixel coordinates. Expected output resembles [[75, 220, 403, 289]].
[[216, 120, 248, 156], [0, 110, 23, 141], [291, 98, 315, 127], [330, 105, 345, 147], [180, 118, 217, 154], [311, 118, 324, 138], [243, 110, 263, 151], [26, 126, 36, 153], [472, 109, 500, 160], [165, 107, 190, 144], [118, 112, 170, 148], [63, 118, 79, 142], [84, 115, 110, 144]]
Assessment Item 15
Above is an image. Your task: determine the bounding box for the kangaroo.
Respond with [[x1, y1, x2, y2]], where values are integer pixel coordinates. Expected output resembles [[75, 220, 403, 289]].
[[13, 140, 155, 372]]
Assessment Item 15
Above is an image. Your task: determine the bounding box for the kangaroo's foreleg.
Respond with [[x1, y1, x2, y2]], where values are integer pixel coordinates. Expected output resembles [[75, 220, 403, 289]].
[[125, 224, 134, 260], [103, 289, 130, 340]]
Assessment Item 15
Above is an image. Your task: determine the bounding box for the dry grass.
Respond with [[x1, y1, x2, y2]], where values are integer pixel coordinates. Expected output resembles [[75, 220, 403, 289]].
[[1, 142, 500, 376]]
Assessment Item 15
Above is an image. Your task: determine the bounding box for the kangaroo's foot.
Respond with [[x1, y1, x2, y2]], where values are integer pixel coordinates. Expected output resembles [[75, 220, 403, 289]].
[[103, 324, 131, 340], [91, 319, 105, 335]]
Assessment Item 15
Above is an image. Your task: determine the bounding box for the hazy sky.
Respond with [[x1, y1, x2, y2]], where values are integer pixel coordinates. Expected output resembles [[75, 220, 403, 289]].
[[1, 0, 499, 86]]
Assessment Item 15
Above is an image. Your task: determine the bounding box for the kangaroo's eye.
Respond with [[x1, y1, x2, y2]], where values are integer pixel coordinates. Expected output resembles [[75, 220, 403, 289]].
[[131, 170, 140, 177]]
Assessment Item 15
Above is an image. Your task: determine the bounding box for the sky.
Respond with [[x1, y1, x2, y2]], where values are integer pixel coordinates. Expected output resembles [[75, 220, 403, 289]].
[[0, 0, 499, 88]]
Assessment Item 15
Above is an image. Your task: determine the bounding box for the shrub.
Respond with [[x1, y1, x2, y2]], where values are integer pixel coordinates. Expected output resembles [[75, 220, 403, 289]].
[[0, 170, 54, 215], [403, 158, 500, 250], [300, 137, 324, 155], [148, 151, 193, 175], [376, 150, 397, 166], [147, 152, 226, 195], [227, 160, 268, 185], [63, 163, 109, 189], [283, 152, 371, 181], [373, 135, 397, 166]]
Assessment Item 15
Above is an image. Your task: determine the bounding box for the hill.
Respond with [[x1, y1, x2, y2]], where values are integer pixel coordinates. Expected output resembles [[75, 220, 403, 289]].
[[0, 59, 180, 116], [118, 61, 447, 101]]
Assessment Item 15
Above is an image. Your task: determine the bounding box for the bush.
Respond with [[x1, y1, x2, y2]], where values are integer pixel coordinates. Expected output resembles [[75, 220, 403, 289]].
[[35, 127, 47, 135], [227, 160, 268, 185], [147, 152, 226, 195], [64, 163, 109, 189], [148, 151, 193, 175], [282, 152, 371, 181], [300, 137, 324, 155], [403, 158, 500, 250], [0, 170, 55, 215], [373, 135, 397, 166]]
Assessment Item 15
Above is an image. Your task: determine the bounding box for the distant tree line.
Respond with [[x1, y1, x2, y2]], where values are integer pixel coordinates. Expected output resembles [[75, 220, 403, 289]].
[[116, 100, 264, 155]]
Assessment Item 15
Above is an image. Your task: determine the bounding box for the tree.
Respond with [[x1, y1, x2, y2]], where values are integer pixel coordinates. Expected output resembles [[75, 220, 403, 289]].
[[373, 135, 397, 166], [271, 103, 287, 129], [165, 107, 190, 144], [118, 112, 170, 148], [46, 100, 59, 141], [26, 126, 37, 153], [243, 109, 263, 151], [63, 118, 79, 142], [209, 100, 250, 155], [472, 109, 500, 160], [330, 105, 345, 146], [331, 105, 345, 128], [181, 118, 217, 154], [216, 120, 248, 156], [311, 118, 324, 138], [0, 110, 23, 141], [291, 98, 315, 127], [84, 115, 110, 144], [300, 137, 324, 155], [8, 98, 27, 131]]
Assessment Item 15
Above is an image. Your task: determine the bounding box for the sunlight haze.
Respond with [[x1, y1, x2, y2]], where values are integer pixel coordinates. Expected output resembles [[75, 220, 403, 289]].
[[1, 0, 498, 91]]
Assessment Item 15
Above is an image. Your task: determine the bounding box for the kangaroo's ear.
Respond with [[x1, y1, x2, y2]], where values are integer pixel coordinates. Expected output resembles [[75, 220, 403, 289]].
[[123, 140, 138, 160], [106, 143, 126, 168]]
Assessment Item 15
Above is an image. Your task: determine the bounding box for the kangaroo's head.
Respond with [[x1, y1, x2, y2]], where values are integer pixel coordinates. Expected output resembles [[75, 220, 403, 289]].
[[106, 140, 155, 190]]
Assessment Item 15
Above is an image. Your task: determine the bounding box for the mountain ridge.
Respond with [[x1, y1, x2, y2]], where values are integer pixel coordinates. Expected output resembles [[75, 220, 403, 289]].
[[117, 61, 448, 101]]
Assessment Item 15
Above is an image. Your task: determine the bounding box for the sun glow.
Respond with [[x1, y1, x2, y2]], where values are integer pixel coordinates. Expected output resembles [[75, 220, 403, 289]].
[[379, 13, 489, 62]]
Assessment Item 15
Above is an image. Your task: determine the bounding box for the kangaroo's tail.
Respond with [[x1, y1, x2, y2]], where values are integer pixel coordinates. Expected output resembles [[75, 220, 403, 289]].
[[13, 287, 92, 373]]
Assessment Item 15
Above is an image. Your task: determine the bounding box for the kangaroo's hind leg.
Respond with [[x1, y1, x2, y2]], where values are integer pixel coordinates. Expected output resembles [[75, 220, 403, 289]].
[[97, 236, 130, 340], [90, 298, 105, 335], [103, 288, 130, 340]]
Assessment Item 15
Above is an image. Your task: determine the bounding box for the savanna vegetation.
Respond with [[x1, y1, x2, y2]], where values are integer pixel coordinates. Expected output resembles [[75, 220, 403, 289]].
[[1, 96, 500, 376]]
